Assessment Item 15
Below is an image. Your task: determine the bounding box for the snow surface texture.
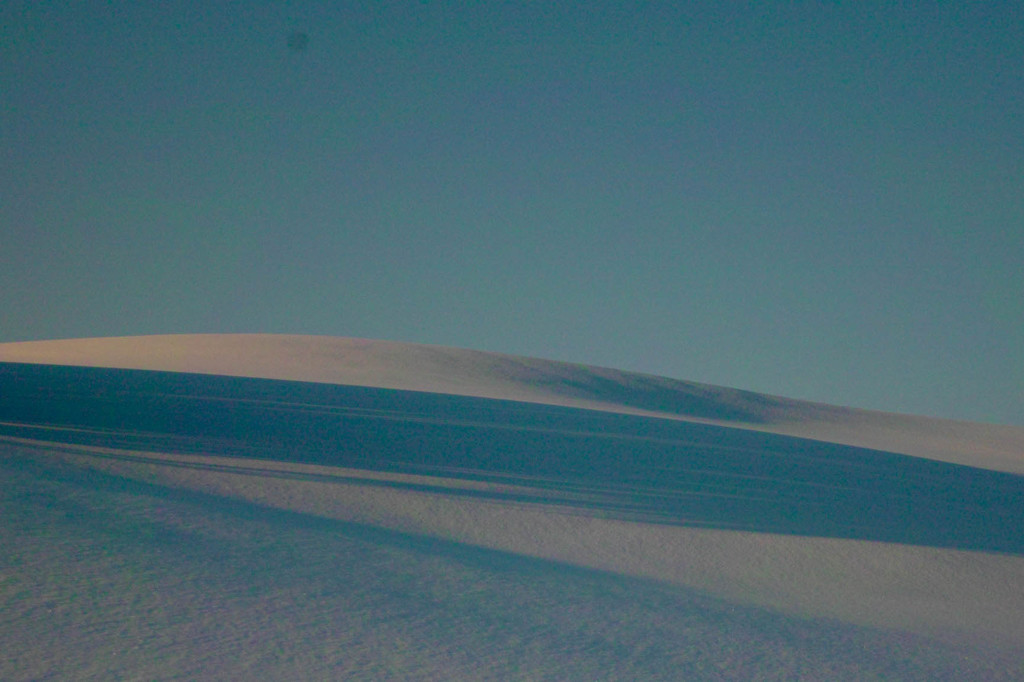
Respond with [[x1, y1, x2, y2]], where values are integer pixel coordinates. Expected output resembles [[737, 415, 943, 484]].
[[2, 335, 1023, 680]]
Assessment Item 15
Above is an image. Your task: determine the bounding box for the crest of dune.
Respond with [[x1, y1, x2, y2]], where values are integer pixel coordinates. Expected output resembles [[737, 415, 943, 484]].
[[1, 334, 1021, 474]]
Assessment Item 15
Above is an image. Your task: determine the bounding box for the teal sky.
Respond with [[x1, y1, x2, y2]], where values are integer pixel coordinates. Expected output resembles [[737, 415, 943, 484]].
[[3, 1, 1022, 424]]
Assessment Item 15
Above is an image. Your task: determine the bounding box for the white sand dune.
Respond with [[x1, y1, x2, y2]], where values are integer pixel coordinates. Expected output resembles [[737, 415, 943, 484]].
[[2, 334, 1022, 473], [2, 334, 1023, 678], [6, 443, 1014, 680], [6, 436, 1023, 652]]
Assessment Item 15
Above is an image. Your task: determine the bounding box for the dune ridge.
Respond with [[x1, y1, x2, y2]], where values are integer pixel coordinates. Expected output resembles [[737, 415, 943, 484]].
[[1, 334, 1022, 474]]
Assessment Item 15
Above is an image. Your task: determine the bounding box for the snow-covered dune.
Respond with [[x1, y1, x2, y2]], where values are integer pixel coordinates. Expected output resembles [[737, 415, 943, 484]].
[[2, 335, 1022, 679]]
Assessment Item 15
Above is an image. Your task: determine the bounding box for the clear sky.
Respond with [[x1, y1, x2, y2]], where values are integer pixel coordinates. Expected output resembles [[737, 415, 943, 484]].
[[2, 1, 1022, 425]]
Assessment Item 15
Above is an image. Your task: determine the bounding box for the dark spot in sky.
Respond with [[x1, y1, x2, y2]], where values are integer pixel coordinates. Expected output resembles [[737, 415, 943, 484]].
[[287, 31, 309, 52]]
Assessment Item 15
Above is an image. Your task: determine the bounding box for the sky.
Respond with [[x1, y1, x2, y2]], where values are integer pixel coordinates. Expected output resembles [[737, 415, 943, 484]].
[[2, 1, 1022, 425]]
